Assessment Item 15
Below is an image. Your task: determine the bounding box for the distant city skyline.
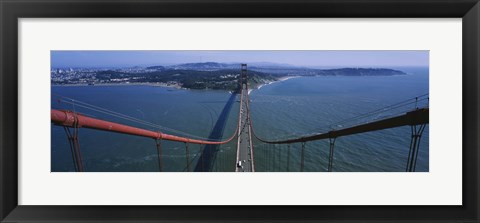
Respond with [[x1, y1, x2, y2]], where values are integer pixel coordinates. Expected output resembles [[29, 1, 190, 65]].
[[51, 50, 429, 68]]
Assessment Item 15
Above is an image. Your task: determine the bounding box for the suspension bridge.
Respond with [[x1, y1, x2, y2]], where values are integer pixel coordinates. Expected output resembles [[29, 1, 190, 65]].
[[51, 64, 429, 172]]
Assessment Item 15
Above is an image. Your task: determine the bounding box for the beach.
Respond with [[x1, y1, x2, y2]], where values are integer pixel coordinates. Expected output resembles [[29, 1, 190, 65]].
[[251, 76, 301, 94]]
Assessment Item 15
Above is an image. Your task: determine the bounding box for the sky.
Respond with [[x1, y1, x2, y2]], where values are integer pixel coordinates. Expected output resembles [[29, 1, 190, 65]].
[[51, 50, 429, 68]]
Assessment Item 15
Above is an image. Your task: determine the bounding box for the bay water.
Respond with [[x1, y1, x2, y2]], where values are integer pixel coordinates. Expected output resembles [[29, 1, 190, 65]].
[[51, 67, 428, 172]]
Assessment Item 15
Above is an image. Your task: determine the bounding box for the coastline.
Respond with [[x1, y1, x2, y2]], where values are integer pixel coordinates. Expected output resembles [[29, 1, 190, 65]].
[[53, 75, 303, 94], [250, 76, 301, 94], [278, 75, 301, 82], [51, 82, 237, 93], [52, 82, 185, 89]]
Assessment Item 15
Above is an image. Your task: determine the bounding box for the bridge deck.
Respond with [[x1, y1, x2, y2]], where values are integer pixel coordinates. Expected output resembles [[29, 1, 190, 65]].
[[236, 84, 254, 172]]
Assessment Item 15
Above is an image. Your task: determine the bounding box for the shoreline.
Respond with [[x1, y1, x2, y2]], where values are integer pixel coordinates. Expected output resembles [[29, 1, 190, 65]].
[[52, 82, 238, 93], [52, 75, 303, 94], [52, 82, 186, 89], [251, 75, 301, 94]]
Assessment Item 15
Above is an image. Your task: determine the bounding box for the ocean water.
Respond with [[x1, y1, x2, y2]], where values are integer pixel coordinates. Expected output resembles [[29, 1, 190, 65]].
[[51, 67, 429, 172], [51, 87, 239, 172]]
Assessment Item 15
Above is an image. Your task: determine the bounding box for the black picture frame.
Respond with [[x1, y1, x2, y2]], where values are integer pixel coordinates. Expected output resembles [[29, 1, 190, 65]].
[[1, 0, 479, 222]]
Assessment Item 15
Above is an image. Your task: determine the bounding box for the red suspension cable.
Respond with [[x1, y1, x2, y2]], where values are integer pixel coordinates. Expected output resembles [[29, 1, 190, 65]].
[[51, 109, 238, 145]]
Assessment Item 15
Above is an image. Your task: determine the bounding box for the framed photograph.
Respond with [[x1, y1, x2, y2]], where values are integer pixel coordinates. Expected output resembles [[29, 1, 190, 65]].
[[1, 0, 479, 222]]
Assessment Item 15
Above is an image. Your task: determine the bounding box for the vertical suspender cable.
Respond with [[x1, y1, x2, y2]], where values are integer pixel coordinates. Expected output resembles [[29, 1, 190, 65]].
[[287, 144, 291, 172], [155, 139, 163, 172], [301, 142, 306, 172], [406, 125, 415, 172], [328, 138, 337, 172], [272, 144, 277, 172], [185, 142, 190, 172], [72, 119, 85, 172], [63, 126, 78, 172], [62, 114, 84, 172], [412, 124, 426, 171]]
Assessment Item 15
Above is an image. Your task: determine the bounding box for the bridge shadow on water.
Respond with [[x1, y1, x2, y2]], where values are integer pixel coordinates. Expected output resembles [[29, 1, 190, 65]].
[[194, 91, 238, 172]]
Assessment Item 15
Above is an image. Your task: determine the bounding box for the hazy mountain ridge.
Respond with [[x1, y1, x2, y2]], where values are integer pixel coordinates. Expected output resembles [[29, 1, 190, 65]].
[[165, 62, 406, 76]]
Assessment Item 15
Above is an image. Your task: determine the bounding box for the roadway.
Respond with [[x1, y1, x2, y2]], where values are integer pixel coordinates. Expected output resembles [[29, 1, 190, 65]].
[[235, 83, 254, 172]]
